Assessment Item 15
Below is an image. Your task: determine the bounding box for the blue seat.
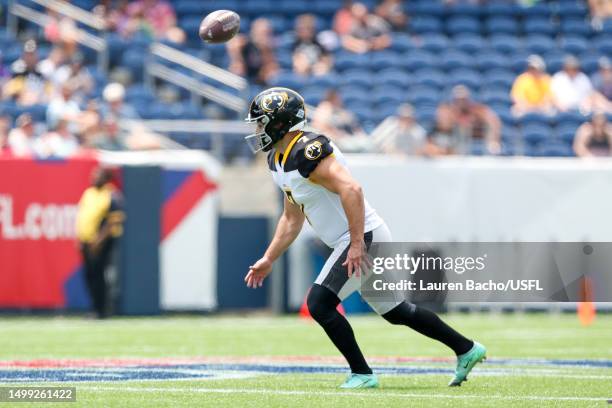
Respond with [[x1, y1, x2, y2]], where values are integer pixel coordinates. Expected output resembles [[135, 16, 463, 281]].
[[278, 0, 309, 14], [454, 34, 485, 54], [341, 88, 370, 105], [520, 112, 552, 126], [485, 17, 519, 35], [510, 51, 531, 73], [302, 86, 328, 106], [126, 85, 155, 104], [421, 34, 449, 53], [524, 18, 555, 36], [269, 71, 307, 90], [409, 86, 441, 106], [120, 47, 146, 82], [555, 111, 587, 128], [401, 50, 436, 70], [414, 68, 445, 89], [557, 2, 588, 19], [560, 19, 592, 37], [390, 33, 414, 53], [560, 36, 588, 55], [525, 34, 555, 55], [340, 69, 373, 88], [522, 123, 551, 146], [414, 105, 438, 126], [579, 53, 602, 75], [490, 34, 521, 54], [480, 89, 511, 106], [485, 2, 521, 18], [373, 68, 411, 88], [308, 73, 340, 88], [539, 142, 575, 157], [372, 87, 405, 106], [441, 50, 472, 70], [411, 17, 443, 34], [447, 3, 482, 17], [446, 16, 481, 35], [544, 52, 566, 74], [313, 0, 342, 16], [484, 69, 516, 89], [477, 52, 511, 71], [267, 15, 289, 33], [449, 68, 481, 90], [369, 51, 401, 71], [410, 2, 446, 17], [335, 52, 370, 72], [593, 35, 612, 54], [521, 3, 552, 18], [556, 124, 579, 144]]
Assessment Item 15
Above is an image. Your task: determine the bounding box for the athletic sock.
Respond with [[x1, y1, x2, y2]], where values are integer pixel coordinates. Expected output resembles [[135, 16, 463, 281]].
[[382, 302, 474, 356], [307, 284, 372, 374]]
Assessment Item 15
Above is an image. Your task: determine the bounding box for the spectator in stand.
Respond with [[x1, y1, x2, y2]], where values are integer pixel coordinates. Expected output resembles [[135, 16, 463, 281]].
[[52, 52, 94, 103], [334, 0, 355, 36], [100, 82, 139, 120], [37, 118, 80, 158], [592, 57, 612, 102], [0, 115, 10, 152], [38, 46, 67, 84], [125, 0, 185, 43], [312, 89, 365, 141], [573, 112, 612, 157], [94, 116, 128, 151], [44, 9, 79, 56], [511, 55, 554, 116], [341, 3, 391, 53], [46, 81, 82, 131], [292, 14, 332, 76], [0, 51, 12, 97], [551, 55, 611, 113], [3, 40, 51, 106], [375, 0, 408, 32], [588, 0, 612, 29], [373, 104, 426, 155], [7, 113, 37, 157], [431, 85, 502, 155], [227, 18, 279, 85]]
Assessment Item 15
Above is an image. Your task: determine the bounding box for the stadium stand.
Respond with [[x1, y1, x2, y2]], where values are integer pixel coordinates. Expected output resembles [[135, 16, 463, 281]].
[[0, 0, 611, 161]]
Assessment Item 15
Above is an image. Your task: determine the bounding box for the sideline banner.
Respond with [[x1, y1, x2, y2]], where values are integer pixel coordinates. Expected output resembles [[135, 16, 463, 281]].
[[0, 155, 99, 308]]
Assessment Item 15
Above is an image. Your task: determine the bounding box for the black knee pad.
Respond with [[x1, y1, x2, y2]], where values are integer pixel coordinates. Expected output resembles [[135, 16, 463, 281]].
[[307, 284, 340, 324], [382, 301, 417, 325]]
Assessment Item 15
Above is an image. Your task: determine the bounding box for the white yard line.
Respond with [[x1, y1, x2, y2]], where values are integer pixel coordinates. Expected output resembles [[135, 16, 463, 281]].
[[79, 386, 609, 402]]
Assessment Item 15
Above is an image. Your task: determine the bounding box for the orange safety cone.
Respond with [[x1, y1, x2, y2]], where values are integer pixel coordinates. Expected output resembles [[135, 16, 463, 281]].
[[578, 276, 596, 326]]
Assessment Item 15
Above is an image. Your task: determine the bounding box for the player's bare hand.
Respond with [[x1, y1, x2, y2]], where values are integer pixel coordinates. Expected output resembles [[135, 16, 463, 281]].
[[245, 256, 272, 288], [343, 242, 364, 278]]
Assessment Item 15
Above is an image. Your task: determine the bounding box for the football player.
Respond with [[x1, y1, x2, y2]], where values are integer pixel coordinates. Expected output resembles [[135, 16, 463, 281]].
[[243, 87, 486, 389]]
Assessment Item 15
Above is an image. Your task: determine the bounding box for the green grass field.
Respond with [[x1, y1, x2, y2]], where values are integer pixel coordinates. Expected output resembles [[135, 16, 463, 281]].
[[0, 313, 610, 407]]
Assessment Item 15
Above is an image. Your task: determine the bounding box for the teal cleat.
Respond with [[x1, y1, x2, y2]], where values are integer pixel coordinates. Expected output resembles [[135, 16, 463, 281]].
[[339, 373, 380, 389], [448, 341, 487, 387]]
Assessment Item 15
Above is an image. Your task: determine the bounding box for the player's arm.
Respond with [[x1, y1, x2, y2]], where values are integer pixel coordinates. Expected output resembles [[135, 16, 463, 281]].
[[309, 156, 366, 278], [245, 196, 305, 288]]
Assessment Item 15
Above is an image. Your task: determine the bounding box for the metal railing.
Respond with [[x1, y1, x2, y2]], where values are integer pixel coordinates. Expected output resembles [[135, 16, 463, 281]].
[[8, 0, 109, 71]]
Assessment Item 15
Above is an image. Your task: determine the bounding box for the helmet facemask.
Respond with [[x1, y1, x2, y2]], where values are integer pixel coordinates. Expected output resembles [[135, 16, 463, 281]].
[[244, 114, 274, 153]]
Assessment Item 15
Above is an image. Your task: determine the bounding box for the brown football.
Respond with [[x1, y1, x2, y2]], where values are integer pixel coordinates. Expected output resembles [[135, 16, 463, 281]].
[[199, 10, 240, 44]]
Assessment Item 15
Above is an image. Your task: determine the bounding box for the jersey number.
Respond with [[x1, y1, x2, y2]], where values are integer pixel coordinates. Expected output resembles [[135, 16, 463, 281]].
[[283, 188, 311, 225]]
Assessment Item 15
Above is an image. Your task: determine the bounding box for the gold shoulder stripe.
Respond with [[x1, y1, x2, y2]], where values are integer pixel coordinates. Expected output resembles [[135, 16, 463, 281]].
[[281, 132, 304, 167]]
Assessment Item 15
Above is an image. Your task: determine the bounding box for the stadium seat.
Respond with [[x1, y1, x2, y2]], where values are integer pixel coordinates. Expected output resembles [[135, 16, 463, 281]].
[[308, 74, 340, 89], [520, 112, 553, 126], [278, 0, 309, 15], [556, 111, 587, 128], [489, 34, 521, 54], [556, 124, 579, 144], [480, 89, 512, 107], [521, 3, 553, 19], [372, 86, 405, 106], [335, 52, 371, 72], [421, 34, 449, 53], [477, 51, 512, 72], [243, 0, 276, 17], [560, 36, 588, 55], [447, 2, 482, 18], [484, 69, 516, 89], [524, 34, 556, 55], [414, 68, 445, 89], [522, 123, 551, 146], [410, 1, 446, 17], [372, 68, 412, 88], [560, 18, 592, 37], [411, 17, 443, 34], [557, 2, 588, 19], [267, 15, 290, 33], [269, 71, 307, 90], [341, 87, 371, 105], [485, 2, 521, 18], [524, 18, 556, 36], [446, 16, 481, 35], [538, 142, 575, 157], [579, 53, 602, 75], [313, 0, 342, 16], [543, 52, 566, 74], [593, 35, 612, 54], [369, 51, 402, 71], [448, 68, 481, 90], [301, 86, 328, 106], [453, 34, 485, 54], [485, 17, 519, 35], [440, 50, 472, 71], [340, 69, 373, 89], [409, 86, 441, 106], [390, 33, 415, 52], [401, 49, 436, 70]]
